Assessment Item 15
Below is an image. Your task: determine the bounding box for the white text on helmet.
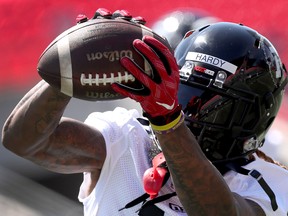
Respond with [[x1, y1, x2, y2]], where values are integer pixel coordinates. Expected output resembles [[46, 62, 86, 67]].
[[185, 52, 237, 74]]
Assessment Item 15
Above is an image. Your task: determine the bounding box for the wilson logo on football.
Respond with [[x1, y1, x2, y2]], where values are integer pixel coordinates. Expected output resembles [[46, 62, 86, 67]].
[[85, 91, 121, 99], [86, 50, 133, 62]]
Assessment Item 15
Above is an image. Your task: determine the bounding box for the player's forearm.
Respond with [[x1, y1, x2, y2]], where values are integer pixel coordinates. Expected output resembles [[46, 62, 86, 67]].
[[2, 80, 71, 156], [156, 123, 238, 216]]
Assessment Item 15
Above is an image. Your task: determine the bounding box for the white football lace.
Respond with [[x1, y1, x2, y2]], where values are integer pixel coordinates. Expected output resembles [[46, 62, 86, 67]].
[[80, 72, 135, 86]]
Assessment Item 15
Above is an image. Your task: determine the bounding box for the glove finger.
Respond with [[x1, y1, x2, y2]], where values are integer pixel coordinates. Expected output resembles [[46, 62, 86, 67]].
[[120, 57, 156, 90], [112, 82, 144, 102], [143, 35, 179, 75], [133, 39, 167, 83]]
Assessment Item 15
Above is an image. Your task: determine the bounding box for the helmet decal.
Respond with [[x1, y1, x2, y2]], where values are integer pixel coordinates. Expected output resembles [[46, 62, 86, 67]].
[[194, 65, 215, 76]]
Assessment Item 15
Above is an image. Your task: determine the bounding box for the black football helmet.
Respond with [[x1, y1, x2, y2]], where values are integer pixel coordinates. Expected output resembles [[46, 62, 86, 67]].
[[175, 22, 288, 164], [152, 8, 220, 50]]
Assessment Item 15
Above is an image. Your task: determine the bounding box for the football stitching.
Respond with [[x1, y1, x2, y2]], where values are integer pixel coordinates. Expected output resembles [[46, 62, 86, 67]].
[[80, 72, 135, 86]]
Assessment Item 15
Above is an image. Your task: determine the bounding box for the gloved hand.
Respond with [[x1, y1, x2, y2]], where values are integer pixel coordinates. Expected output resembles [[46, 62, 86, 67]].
[[112, 36, 183, 132]]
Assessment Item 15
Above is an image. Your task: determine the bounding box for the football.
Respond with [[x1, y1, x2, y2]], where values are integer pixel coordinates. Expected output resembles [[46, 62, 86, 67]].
[[37, 9, 172, 101]]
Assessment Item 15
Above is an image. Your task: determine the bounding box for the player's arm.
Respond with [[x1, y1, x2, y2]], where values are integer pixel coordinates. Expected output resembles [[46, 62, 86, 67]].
[[112, 36, 265, 215], [2, 80, 106, 174], [156, 122, 265, 215]]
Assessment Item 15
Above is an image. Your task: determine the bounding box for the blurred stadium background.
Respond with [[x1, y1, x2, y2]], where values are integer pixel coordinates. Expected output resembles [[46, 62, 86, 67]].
[[0, 0, 287, 215]]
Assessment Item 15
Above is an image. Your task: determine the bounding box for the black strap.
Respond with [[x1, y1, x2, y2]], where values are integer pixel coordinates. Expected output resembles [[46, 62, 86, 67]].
[[137, 192, 177, 213], [226, 163, 278, 211], [118, 190, 177, 215], [138, 204, 164, 216], [118, 193, 149, 211]]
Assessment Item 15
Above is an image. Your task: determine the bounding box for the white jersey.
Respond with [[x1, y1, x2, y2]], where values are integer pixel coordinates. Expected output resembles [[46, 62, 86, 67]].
[[78, 107, 288, 216], [224, 155, 288, 215]]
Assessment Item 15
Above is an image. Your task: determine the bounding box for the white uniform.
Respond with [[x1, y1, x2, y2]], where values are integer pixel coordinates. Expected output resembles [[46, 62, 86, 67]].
[[78, 107, 288, 216]]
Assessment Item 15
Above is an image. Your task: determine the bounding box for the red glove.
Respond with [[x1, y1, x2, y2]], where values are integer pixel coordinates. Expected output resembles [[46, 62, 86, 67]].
[[76, 8, 146, 25], [112, 36, 181, 126]]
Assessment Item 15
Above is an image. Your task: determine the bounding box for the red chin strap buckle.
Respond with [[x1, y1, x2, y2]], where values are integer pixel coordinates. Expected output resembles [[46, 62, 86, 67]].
[[143, 152, 168, 199]]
